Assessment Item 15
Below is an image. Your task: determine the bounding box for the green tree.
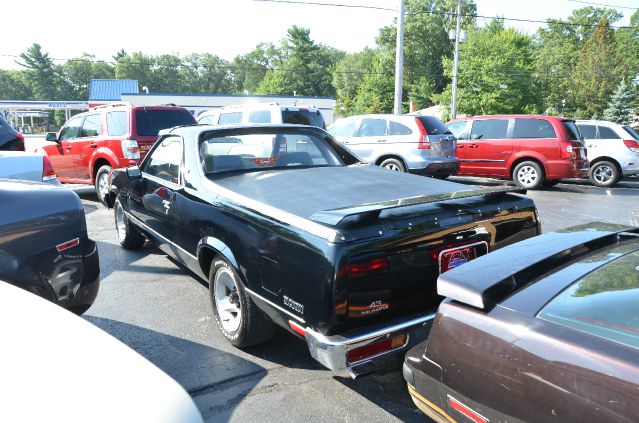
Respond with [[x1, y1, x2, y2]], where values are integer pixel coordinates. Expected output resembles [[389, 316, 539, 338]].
[[603, 80, 637, 124], [573, 17, 620, 118], [332, 49, 375, 116], [231, 43, 281, 94], [153, 54, 183, 93], [439, 21, 541, 116], [258, 26, 339, 97], [17, 43, 58, 100], [114, 52, 156, 90], [62, 54, 114, 100], [0, 70, 33, 100], [615, 10, 639, 86]]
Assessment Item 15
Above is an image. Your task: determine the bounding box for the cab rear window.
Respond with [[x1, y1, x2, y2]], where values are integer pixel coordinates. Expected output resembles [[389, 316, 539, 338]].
[[282, 110, 325, 128], [538, 250, 639, 350], [135, 109, 196, 136]]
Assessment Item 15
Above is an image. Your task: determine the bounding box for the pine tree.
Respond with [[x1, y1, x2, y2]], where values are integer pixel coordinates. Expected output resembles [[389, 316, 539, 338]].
[[603, 80, 637, 124]]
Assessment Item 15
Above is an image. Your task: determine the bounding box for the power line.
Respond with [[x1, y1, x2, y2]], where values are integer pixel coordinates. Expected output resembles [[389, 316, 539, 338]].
[[568, 0, 638, 10], [251, 0, 396, 12]]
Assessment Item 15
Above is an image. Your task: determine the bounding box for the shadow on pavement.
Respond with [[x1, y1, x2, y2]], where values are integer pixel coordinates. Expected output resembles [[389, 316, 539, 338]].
[[84, 316, 266, 422]]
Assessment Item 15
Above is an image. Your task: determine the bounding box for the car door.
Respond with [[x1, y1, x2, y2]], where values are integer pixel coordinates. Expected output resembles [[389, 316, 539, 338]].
[[327, 117, 359, 151], [350, 118, 388, 163], [47, 115, 84, 180], [128, 135, 183, 256], [74, 113, 102, 181], [461, 118, 512, 177]]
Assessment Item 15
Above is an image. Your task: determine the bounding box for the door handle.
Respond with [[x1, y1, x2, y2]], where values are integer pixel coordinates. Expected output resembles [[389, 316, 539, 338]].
[[468, 144, 478, 149], [457, 145, 464, 149], [377, 139, 387, 143], [66, 145, 72, 151], [90, 143, 98, 149]]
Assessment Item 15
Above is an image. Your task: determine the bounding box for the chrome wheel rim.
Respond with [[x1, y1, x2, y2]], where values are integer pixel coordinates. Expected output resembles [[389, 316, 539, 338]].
[[517, 165, 538, 187], [115, 203, 126, 241], [214, 268, 242, 333], [98, 172, 109, 199], [593, 164, 613, 184], [383, 163, 401, 171]]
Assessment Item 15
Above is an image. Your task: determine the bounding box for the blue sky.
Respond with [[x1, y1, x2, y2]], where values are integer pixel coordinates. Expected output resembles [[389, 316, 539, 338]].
[[0, 0, 636, 70]]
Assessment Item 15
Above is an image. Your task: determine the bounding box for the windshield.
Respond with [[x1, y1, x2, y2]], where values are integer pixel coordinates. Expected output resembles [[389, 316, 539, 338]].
[[417, 116, 452, 135], [200, 129, 344, 174], [282, 110, 325, 128], [135, 109, 196, 136], [623, 126, 639, 141], [562, 120, 581, 141]]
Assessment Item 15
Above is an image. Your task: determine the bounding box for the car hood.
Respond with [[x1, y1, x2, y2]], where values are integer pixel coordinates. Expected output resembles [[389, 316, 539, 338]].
[[211, 164, 474, 221]]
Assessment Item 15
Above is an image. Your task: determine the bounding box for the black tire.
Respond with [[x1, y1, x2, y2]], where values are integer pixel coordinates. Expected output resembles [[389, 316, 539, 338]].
[[209, 258, 275, 348], [513, 161, 545, 189], [588, 161, 620, 187], [379, 158, 406, 172], [95, 164, 113, 206], [114, 198, 145, 249], [542, 179, 560, 188]]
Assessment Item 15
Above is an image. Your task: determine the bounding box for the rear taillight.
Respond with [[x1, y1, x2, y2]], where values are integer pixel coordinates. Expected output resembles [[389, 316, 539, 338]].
[[42, 155, 57, 181], [121, 139, 140, 159], [346, 334, 407, 363], [560, 141, 575, 160], [623, 140, 639, 153], [14, 133, 25, 150], [341, 258, 389, 279], [415, 118, 430, 150]]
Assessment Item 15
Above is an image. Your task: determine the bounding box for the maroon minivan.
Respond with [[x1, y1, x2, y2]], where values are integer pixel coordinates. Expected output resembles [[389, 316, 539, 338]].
[[447, 115, 589, 189], [39, 104, 196, 204]]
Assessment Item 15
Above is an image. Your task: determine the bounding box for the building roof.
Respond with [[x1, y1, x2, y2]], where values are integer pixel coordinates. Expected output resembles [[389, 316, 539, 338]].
[[89, 79, 139, 101]]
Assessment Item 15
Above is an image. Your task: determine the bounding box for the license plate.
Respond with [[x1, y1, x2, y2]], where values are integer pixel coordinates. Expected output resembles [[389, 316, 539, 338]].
[[438, 242, 488, 274]]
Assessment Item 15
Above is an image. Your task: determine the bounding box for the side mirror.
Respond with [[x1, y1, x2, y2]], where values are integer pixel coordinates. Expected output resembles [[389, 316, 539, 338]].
[[46, 132, 58, 142], [470, 134, 483, 140], [126, 166, 142, 180]]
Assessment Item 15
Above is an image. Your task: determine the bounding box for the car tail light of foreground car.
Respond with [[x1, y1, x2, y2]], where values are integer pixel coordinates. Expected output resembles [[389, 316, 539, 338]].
[[623, 139, 639, 153], [42, 155, 57, 182]]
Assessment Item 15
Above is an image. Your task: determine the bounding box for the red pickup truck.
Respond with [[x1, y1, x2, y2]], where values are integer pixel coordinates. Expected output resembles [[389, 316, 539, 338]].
[[38, 104, 196, 204]]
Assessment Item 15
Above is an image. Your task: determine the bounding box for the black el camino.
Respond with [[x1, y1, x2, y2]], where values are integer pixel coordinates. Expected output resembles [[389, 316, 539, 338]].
[[107, 124, 540, 377]]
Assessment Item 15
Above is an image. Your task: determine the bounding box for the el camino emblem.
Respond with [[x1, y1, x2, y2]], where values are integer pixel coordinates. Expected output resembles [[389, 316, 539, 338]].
[[283, 296, 304, 315], [448, 251, 467, 269]]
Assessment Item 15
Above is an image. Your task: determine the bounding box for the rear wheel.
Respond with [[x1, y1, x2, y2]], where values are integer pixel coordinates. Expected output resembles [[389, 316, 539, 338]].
[[379, 158, 406, 172], [589, 161, 620, 187], [114, 198, 145, 249], [513, 161, 544, 189], [95, 164, 113, 206], [209, 259, 275, 348]]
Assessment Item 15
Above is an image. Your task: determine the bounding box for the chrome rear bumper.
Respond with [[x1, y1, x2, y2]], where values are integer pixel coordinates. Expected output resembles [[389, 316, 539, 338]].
[[305, 312, 435, 378]]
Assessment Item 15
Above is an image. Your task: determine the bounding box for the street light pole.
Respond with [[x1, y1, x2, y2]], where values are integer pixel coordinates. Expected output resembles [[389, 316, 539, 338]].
[[450, 0, 462, 119], [393, 0, 405, 114]]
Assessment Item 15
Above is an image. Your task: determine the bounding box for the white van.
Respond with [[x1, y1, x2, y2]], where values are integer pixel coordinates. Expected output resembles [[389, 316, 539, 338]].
[[196, 103, 326, 128]]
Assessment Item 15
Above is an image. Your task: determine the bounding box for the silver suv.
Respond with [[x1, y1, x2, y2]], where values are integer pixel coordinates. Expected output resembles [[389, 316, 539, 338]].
[[576, 120, 639, 187], [196, 103, 326, 128], [327, 114, 459, 178]]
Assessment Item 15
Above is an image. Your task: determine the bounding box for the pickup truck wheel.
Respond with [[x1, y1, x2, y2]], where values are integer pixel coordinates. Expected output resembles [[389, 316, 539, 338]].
[[589, 161, 619, 187], [379, 158, 406, 172], [95, 165, 113, 206], [114, 198, 145, 249], [209, 259, 275, 348], [513, 161, 544, 189]]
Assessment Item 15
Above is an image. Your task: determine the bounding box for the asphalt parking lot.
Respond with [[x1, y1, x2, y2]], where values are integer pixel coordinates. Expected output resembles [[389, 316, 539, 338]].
[[79, 175, 639, 422]]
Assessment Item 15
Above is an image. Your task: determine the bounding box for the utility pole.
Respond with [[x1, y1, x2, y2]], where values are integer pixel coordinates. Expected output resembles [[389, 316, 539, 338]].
[[393, 0, 405, 115], [450, 0, 462, 119]]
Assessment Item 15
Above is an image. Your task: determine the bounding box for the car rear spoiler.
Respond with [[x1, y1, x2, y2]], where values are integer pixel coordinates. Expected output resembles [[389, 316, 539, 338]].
[[309, 186, 527, 227], [437, 223, 639, 310]]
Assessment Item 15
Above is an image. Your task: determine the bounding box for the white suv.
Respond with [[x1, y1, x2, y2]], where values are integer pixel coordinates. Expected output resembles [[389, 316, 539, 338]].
[[196, 104, 326, 128], [576, 120, 639, 187]]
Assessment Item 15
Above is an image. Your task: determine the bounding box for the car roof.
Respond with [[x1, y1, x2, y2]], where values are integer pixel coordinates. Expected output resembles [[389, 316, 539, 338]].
[[576, 119, 624, 127], [198, 104, 320, 116], [449, 114, 570, 122], [163, 123, 329, 138]]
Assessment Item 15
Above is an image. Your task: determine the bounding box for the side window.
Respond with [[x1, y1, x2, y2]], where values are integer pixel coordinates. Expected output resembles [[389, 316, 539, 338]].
[[328, 119, 357, 137], [597, 126, 620, 140], [470, 119, 509, 140], [142, 137, 183, 184], [107, 111, 127, 136], [59, 115, 84, 141], [447, 121, 468, 140], [578, 125, 597, 139], [248, 110, 272, 123], [218, 112, 242, 124], [79, 114, 101, 138], [198, 115, 214, 125], [513, 119, 557, 139], [357, 118, 387, 137], [388, 121, 412, 135]]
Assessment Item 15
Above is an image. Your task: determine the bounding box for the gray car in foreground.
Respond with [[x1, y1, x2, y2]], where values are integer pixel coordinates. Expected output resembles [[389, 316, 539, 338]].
[[328, 114, 459, 178], [0, 151, 60, 184], [576, 120, 639, 187], [0, 179, 99, 314]]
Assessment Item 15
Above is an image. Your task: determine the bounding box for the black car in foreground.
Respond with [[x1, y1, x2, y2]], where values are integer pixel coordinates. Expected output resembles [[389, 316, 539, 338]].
[[0, 180, 100, 314], [404, 223, 639, 422], [107, 124, 539, 377]]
